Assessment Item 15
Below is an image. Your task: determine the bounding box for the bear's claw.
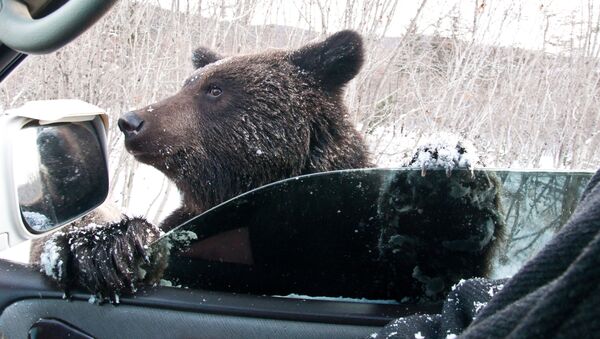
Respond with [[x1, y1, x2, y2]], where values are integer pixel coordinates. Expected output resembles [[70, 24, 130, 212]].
[[408, 133, 479, 177], [39, 217, 161, 302]]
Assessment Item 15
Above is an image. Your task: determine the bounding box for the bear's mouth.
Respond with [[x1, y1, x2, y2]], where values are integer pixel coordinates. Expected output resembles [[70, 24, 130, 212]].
[[123, 137, 150, 157], [126, 148, 159, 167], [123, 139, 172, 170]]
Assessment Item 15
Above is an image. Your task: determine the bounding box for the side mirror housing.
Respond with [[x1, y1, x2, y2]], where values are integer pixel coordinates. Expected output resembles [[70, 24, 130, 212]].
[[0, 100, 110, 250]]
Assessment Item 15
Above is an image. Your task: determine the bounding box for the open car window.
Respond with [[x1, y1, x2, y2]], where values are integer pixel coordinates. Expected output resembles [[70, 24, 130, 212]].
[[153, 168, 592, 301]]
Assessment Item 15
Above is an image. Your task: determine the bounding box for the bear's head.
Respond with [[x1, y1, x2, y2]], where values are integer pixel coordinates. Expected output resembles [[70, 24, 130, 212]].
[[118, 30, 369, 211]]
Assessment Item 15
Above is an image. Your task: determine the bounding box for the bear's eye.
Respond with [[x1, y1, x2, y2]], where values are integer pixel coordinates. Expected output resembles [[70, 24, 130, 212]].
[[207, 85, 222, 97]]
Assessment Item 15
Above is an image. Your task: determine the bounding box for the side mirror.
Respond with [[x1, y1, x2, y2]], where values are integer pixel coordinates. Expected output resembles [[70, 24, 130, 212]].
[[0, 100, 109, 250], [15, 119, 109, 232]]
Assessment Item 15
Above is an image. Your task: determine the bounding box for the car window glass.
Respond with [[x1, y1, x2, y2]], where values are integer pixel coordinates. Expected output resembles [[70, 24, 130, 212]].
[[154, 168, 592, 300]]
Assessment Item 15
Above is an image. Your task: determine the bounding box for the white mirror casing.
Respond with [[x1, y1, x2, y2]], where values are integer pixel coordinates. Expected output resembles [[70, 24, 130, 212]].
[[0, 100, 109, 251]]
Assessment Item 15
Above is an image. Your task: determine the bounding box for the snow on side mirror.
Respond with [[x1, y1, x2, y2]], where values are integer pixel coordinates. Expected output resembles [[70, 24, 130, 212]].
[[0, 100, 109, 251]]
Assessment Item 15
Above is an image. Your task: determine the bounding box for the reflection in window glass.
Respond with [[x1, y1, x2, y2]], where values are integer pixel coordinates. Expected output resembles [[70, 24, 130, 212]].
[[153, 169, 592, 301]]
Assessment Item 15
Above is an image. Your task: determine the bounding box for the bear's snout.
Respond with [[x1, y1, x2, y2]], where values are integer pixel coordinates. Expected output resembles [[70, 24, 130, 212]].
[[118, 112, 145, 136]]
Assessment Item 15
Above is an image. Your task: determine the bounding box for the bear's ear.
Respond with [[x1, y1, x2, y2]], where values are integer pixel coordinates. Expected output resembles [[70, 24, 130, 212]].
[[288, 30, 364, 91], [192, 47, 222, 69]]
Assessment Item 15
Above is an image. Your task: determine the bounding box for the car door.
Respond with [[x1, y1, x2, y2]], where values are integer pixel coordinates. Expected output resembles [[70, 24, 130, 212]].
[[0, 168, 593, 338]]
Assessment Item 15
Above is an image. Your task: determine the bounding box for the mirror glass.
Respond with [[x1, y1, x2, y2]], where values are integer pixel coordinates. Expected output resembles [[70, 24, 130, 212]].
[[155, 169, 592, 300], [14, 118, 108, 233]]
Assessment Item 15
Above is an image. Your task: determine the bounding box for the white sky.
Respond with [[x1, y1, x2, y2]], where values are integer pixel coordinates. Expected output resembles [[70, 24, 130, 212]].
[[159, 0, 600, 51]]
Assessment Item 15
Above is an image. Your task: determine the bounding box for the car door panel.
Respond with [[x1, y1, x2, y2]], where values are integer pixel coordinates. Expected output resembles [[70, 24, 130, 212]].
[[0, 259, 433, 338]]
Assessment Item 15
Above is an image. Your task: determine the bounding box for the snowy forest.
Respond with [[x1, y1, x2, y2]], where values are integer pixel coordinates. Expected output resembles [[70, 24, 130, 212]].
[[1, 0, 600, 269]]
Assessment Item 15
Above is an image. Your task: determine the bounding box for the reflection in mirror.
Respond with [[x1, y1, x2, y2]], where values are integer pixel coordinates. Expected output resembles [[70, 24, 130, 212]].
[[14, 118, 108, 233], [155, 169, 592, 301]]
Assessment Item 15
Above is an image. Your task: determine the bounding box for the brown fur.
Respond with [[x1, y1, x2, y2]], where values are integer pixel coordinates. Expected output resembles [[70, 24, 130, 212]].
[[120, 30, 371, 231], [31, 31, 504, 302]]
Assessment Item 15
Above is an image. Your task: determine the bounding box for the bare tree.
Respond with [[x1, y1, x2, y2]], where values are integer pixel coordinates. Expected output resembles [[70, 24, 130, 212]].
[[2, 0, 600, 221]]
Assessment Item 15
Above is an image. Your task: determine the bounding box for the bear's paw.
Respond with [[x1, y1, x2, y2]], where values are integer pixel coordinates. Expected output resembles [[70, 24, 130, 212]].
[[408, 133, 480, 176], [39, 217, 161, 302]]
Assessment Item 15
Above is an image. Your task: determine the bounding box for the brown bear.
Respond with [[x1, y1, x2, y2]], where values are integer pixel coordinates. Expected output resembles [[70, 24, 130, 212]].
[[34, 30, 503, 302], [118, 29, 371, 231]]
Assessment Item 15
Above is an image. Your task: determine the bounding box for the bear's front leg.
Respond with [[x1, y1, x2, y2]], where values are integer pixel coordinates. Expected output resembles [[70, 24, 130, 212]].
[[376, 133, 504, 301], [38, 217, 165, 301]]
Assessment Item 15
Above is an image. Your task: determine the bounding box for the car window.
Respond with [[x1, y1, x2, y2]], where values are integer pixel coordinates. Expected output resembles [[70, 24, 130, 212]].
[[155, 168, 592, 300]]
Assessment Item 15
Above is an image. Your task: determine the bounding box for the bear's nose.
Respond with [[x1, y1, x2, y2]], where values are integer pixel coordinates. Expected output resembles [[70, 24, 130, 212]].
[[118, 112, 145, 136]]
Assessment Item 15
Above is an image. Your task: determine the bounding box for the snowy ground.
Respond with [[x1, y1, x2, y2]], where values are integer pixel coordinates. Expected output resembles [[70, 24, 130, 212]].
[[108, 163, 180, 225], [0, 241, 31, 263]]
